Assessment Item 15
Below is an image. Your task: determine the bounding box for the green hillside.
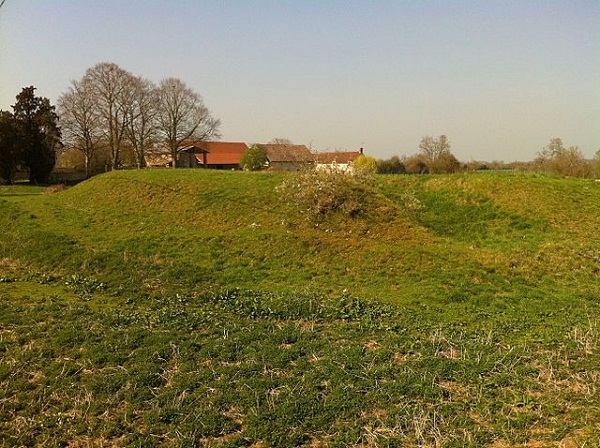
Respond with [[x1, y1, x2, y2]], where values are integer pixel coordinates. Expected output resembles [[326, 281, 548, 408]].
[[1, 169, 599, 302], [1, 170, 599, 447]]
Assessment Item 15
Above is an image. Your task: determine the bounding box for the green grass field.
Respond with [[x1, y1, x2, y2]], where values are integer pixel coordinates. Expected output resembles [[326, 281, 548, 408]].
[[1, 170, 599, 447]]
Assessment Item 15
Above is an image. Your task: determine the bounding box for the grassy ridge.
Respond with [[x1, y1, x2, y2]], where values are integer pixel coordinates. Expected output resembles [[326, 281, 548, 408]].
[[1, 170, 600, 446], [2, 169, 599, 301]]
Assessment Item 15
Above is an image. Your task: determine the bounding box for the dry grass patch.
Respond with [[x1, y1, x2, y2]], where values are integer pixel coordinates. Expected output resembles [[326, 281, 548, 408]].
[[44, 184, 69, 194], [66, 436, 125, 447]]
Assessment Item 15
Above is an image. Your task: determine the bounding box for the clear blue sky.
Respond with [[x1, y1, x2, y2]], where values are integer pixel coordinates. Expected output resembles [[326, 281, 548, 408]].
[[1, 0, 598, 161]]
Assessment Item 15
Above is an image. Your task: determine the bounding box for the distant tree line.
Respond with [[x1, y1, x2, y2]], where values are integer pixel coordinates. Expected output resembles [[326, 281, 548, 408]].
[[57, 62, 220, 177], [0, 87, 61, 184], [376, 135, 460, 175], [5, 72, 598, 184], [376, 135, 600, 178]]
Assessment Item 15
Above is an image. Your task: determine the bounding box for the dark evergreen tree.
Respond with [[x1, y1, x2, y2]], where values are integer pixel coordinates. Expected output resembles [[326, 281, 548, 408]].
[[12, 87, 61, 184], [0, 111, 20, 184]]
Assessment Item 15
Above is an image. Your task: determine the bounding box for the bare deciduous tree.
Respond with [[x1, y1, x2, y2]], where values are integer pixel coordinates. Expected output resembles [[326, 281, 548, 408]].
[[536, 137, 564, 164], [57, 64, 221, 172], [156, 78, 220, 168], [535, 138, 591, 177], [123, 76, 157, 169], [84, 62, 133, 169], [418, 135, 459, 174], [57, 78, 104, 177], [268, 137, 294, 145], [419, 135, 450, 164]]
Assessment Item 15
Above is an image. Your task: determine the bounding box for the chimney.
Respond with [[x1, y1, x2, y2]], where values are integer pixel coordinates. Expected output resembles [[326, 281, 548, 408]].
[[359, 147, 364, 154]]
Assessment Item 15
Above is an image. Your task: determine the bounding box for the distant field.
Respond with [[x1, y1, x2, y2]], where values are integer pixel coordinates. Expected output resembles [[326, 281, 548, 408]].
[[1, 170, 599, 446]]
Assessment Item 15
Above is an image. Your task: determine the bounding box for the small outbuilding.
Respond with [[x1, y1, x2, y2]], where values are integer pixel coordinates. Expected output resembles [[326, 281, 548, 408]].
[[262, 144, 314, 171]]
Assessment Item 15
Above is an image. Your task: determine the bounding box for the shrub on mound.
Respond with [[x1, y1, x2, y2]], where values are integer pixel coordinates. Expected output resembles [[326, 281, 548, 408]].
[[277, 169, 384, 221]]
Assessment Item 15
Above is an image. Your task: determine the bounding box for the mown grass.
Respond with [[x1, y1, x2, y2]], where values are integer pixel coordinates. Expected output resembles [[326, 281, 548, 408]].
[[1, 169, 600, 446]]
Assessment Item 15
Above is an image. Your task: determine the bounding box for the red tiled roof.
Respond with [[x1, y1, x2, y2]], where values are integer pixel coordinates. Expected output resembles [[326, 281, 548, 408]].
[[262, 144, 313, 163], [185, 141, 248, 166], [313, 151, 362, 164], [196, 152, 242, 165]]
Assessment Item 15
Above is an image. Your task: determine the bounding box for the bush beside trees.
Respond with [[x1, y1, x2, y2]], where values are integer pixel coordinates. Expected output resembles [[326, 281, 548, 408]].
[[402, 155, 430, 174], [377, 136, 460, 175], [352, 155, 378, 175], [240, 144, 268, 171], [377, 156, 405, 174], [418, 135, 461, 174]]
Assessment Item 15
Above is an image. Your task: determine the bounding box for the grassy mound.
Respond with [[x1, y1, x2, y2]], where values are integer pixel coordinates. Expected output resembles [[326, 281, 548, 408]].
[[2, 169, 425, 298], [1, 169, 599, 302]]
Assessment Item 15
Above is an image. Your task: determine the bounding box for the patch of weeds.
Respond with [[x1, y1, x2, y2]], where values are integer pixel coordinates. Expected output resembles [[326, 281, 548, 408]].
[[63, 274, 107, 299], [36, 273, 60, 284], [207, 288, 397, 325], [571, 318, 599, 355]]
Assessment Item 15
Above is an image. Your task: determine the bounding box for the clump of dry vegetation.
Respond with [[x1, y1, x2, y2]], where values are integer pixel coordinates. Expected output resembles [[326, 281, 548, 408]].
[[277, 169, 389, 222], [43, 184, 68, 194]]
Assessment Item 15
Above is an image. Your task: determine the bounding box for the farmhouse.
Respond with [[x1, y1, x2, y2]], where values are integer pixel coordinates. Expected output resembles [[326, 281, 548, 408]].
[[262, 143, 314, 171], [314, 148, 364, 173]]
